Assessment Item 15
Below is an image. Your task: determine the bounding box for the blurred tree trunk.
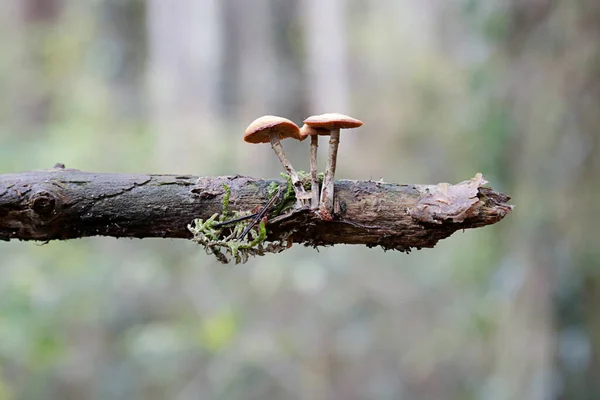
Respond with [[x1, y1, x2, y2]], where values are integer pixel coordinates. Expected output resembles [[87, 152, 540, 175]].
[[501, 1, 600, 398], [302, 0, 349, 114], [22, 0, 61, 22], [98, 0, 146, 120], [146, 0, 223, 172], [492, 2, 555, 397], [224, 0, 305, 169], [230, 0, 276, 122], [8, 0, 62, 134], [549, 2, 600, 396]]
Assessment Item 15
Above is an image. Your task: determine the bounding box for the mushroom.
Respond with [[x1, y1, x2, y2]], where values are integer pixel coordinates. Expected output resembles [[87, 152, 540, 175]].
[[299, 124, 329, 209], [302, 113, 363, 218], [244, 115, 308, 205]]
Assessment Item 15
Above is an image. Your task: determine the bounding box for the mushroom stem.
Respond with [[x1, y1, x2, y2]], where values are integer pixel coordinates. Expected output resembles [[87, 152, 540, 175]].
[[310, 134, 319, 209], [320, 128, 340, 215], [269, 134, 307, 206]]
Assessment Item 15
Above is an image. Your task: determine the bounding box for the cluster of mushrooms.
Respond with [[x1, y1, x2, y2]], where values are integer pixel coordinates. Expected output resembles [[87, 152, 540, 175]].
[[244, 113, 363, 219]]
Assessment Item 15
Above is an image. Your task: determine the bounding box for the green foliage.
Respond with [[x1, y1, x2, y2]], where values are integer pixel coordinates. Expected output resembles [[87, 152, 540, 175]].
[[198, 310, 238, 352], [461, 0, 510, 43], [471, 104, 515, 182], [0, 372, 12, 400]]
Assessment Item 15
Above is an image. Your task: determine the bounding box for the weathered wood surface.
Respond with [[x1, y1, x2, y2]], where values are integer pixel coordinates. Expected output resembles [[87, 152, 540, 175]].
[[0, 168, 512, 251]]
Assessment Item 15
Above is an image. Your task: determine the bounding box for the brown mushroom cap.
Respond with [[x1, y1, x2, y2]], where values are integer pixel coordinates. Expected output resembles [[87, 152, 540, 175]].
[[303, 113, 363, 131], [244, 115, 302, 144]]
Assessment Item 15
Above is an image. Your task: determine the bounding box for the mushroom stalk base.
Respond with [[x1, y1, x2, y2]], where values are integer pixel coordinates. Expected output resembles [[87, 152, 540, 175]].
[[320, 129, 340, 216], [269, 135, 307, 206], [310, 135, 319, 209]]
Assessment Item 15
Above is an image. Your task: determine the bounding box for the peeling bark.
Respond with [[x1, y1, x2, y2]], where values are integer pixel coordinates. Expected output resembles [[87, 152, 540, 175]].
[[0, 168, 512, 251]]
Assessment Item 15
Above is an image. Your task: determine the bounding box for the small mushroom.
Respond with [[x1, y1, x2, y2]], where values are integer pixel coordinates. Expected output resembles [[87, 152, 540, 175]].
[[302, 113, 363, 218], [244, 115, 308, 205], [299, 124, 329, 209]]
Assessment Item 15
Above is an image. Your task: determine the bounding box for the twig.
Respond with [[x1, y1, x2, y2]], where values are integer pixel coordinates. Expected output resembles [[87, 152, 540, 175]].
[[237, 187, 281, 240], [213, 212, 259, 228]]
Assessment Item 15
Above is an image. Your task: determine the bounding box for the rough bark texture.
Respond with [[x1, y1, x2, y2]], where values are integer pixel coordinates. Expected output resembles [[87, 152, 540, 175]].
[[0, 168, 513, 251]]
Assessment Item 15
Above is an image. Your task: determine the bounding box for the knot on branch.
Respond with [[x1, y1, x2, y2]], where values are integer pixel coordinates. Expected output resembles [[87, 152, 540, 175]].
[[29, 191, 57, 219]]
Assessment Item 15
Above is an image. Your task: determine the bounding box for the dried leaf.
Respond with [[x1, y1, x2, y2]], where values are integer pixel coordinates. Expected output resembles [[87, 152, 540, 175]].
[[410, 173, 488, 224]]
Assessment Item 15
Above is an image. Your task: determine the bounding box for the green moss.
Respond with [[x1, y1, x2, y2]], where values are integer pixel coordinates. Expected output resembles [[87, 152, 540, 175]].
[[297, 170, 314, 191], [191, 213, 220, 241], [221, 183, 231, 220], [188, 181, 294, 264], [267, 181, 280, 199], [225, 222, 266, 262], [249, 220, 267, 247], [272, 173, 295, 216]]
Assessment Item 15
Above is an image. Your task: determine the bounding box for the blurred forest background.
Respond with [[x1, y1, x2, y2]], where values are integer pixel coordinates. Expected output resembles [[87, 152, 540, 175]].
[[1, 0, 599, 399]]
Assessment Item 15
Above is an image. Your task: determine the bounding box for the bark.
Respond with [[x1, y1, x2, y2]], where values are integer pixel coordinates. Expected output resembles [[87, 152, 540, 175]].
[[0, 167, 512, 251], [303, 0, 349, 112]]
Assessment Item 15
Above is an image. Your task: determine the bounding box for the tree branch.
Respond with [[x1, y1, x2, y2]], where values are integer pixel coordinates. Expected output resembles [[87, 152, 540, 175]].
[[0, 167, 512, 252]]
